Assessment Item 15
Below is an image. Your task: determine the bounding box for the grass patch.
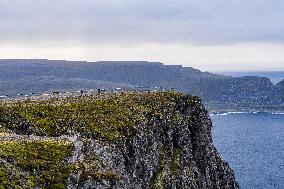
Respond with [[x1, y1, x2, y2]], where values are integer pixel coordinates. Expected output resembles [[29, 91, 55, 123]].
[[0, 140, 74, 188]]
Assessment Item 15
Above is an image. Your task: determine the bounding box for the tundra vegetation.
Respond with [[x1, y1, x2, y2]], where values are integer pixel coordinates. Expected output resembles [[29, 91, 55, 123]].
[[0, 92, 238, 188]]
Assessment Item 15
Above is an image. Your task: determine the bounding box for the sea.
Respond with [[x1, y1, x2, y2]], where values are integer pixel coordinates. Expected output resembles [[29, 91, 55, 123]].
[[211, 112, 284, 189]]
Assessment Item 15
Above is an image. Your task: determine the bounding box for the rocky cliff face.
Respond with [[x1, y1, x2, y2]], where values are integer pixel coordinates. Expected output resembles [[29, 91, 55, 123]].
[[277, 79, 284, 101], [0, 92, 239, 188], [215, 76, 280, 104]]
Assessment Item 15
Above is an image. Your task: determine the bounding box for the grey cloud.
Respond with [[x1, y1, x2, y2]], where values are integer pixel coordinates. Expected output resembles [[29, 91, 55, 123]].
[[0, 0, 284, 45]]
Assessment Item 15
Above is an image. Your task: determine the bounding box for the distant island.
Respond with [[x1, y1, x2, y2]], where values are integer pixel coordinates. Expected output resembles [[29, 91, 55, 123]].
[[0, 59, 283, 112]]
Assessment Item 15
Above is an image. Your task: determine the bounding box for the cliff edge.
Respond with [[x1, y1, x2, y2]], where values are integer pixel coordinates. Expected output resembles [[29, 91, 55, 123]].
[[0, 92, 239, 188]]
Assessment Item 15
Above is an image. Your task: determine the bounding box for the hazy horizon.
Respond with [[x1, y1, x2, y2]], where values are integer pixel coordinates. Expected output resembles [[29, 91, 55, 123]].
[[1, 58, 284, 72], [1, 0, 284, 72]]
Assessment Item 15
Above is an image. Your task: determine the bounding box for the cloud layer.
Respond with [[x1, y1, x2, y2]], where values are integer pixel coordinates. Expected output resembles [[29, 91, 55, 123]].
[[0, 0, 284, 71], [1, 0, 284, 45]]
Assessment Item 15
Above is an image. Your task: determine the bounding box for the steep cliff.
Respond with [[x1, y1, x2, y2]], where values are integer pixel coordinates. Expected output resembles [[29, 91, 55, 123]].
[[0, 92, 239, 188], [277, 79, 284, 101]]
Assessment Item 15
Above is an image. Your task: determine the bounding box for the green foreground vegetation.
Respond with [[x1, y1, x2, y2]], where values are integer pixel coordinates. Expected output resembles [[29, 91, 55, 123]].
[[0, 140, 73, 188], [0, 92, 199, 141], [0, 92, 200, 188]]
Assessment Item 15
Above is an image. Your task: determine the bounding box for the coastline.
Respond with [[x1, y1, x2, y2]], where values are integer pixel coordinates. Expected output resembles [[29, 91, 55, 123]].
[[209, 111, 284, 116], [205, 102, 284, 115]]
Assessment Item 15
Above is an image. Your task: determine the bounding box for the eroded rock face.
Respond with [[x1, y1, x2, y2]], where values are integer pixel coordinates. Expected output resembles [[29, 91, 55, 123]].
[[68, 94, 239, 189], [0, 92, 239, 188], [277, 79, 284, 101]]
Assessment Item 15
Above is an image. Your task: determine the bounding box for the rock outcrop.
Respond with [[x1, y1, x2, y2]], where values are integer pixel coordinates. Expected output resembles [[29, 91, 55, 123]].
[[277, 79, 284, 101], [0, 92, 239, 188]]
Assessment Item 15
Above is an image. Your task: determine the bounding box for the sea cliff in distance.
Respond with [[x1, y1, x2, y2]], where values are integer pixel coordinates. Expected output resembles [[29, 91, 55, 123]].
[[0, 59, 283, 112]]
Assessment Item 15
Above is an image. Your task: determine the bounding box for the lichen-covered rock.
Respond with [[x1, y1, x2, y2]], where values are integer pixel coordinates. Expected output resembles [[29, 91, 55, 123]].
[[0, 92, 239, 188]]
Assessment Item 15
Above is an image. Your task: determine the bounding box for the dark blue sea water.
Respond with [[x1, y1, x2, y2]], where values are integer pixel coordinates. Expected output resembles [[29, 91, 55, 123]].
[[211, 113, 284, 189]]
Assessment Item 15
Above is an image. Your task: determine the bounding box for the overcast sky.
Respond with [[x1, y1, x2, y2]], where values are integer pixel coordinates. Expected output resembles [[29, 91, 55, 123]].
[[0, 0, 284, 71]]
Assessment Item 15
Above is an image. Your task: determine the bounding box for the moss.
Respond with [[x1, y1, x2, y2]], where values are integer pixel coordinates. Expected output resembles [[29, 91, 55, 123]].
[[0, 92, 197, 142], [0, 165, 21, 188], [0, 140, 74, 188], [172, 148, 183, 178], [151, 147, 171, 189], [79, 170, 121, 183], [0, 91, 201, 187], [151, 146, 183, 189]]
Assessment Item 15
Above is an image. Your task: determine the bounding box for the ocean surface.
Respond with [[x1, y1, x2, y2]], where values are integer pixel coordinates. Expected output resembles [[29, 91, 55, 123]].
[[211, 113, 284, 189]]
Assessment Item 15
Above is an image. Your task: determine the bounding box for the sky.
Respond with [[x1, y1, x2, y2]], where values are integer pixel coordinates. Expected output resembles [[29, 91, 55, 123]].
[[0, 0, 284, 72]]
